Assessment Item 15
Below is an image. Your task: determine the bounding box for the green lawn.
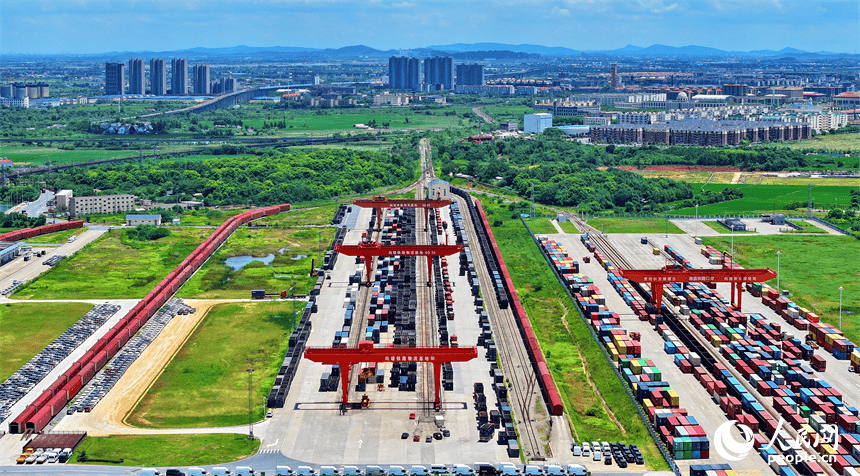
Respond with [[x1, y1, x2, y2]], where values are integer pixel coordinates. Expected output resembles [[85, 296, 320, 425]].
[[783, 220, 828, 234], [177, 227, 331, 299], [557, 220, 580, 234], [701, 221, 757, 234], [23, 228, 86, 244], [584, 217, 684, 234], [671, 184, 856, 216], [523, 218, 560, 235], [0, 302, 94, 381], [701, 235, 859, 343], [257, 203, 339, 227], [481, 197, 667, 470], [12, 228, 210, 300], [69, 434, 259, 466], [127, 302, 296, 428], [780, 131, 860, 152], [0, 144, 201, 166]]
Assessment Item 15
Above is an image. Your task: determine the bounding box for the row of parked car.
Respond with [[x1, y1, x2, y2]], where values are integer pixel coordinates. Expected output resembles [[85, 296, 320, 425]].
[[15, 447, 74, 464], [142, 463, 591, 476], [570, 441, 644, 468]]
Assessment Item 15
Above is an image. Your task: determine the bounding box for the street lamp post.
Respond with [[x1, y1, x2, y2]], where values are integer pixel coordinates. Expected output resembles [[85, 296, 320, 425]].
[[777, 250, 782, 292], [695, 204, 699, 239], [731, 225, 735, 256], [839, 286, 844, 331], [246, 368, 254, 439]]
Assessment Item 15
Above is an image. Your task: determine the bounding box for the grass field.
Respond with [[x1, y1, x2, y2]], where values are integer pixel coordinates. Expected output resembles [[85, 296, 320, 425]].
[[783, 220, 828, 234], [481, 104, 535, 124], [177, 227, 331, 299], [701, 221, 757, 234], [701, 235, 859, 344], [557, 220, 579, 233], [632, 170, 859, 188], [69, 434, 259, 466], [12, 228, 210, 300], [0, 302, 94, 381], [671, 184, 856, 216], [257, 203, 339, 227], [0, 144, 202, 166], [480, 197, 667, 470], [523, 218, 561, 235], [127, 302, 296, 428], [23, 228, 87, 244], [780, 132, 860, 152], [584, 217, 684, 234]]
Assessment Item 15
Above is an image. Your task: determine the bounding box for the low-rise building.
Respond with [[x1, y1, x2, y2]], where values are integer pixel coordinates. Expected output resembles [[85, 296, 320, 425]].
[[428, 179, 451, 200], [373, 92, 410, 106], [524, 113, 553, 134], [126, 214, 162, 226], [584, 116, 611, 126], [69, 194, 136, 217]]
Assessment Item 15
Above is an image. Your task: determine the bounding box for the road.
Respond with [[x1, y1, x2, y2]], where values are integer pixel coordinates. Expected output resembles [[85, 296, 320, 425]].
[[4, 191, 54, 216]]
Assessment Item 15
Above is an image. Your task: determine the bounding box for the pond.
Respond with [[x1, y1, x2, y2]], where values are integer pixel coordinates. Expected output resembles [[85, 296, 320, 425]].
[[224, 254, 276, 271]]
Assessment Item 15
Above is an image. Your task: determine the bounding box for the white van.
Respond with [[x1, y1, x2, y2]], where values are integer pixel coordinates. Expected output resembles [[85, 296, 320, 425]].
[[389, 466, 408, 476], [543, 465, 564, 476], [499, 466, 520, 476], [212, 468, 232, 476], [566, 465, 589, 476], [366, 466, 386, 476], [451, 465, 475, 475], [411, 466, 429, 476], [296, 466, 316, 476], [320, 466, 340, 476], [277, 466, 295, 476], [189, 469, 209, 476], [142, 470, 162, 476], [235, 467, 256, 476], [522, 466, 543, 476], [342, 466, 363, 476], [429, 465, 449, 475]]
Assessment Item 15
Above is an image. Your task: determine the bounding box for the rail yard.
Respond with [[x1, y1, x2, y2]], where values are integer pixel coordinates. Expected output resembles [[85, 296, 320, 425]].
[[0, 140, 857, 476]]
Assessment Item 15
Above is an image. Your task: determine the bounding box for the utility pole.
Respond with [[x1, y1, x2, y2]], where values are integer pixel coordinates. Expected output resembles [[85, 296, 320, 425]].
[[246, 368, 254, 439]]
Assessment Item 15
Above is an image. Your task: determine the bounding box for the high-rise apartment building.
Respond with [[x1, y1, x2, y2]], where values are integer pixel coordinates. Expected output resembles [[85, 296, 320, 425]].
[[105, 62, 125, 95], [193, 64, 211, 94], [171, 58, 188, 95], [388, 56, 421, 91], [128, 58, 145, 94], [611, 64, 619, 89], [423, 56, 454, 90], [150, 58, 167, 96], [456, 64, 485, 86]]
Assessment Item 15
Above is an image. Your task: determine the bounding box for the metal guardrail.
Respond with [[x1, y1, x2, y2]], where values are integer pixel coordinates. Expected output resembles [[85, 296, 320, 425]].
[[520, 218, 682, 476], [809, 216, 856, 237]]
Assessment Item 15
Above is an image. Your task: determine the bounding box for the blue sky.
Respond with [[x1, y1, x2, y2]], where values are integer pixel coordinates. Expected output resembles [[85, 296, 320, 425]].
[[1, 0, 857, 55]]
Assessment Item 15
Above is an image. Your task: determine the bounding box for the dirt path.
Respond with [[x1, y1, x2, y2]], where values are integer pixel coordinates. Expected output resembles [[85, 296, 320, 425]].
[[472, 106, 495, 124], [54, 299, 256, 436], [730, 172, 743, 184], [550, 219, 566, 234]]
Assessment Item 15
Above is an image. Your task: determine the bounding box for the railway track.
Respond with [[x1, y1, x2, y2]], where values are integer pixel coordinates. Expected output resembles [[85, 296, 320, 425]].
[[415, 168, 439, 418], [453, 192, 546, 461]]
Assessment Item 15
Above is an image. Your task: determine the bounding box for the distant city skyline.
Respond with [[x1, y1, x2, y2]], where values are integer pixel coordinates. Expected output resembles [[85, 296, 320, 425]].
[[1, 0, 858, 55]]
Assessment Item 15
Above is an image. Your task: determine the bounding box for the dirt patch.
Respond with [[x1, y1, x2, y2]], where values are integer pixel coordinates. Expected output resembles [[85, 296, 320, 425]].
[[577, 347, 627, 436]]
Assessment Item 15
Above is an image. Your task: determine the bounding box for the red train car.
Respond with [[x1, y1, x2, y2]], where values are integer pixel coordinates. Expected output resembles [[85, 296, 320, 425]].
[[60, 375, 83, 400], [93, 350, 109, 369], [26, 407, 55, 433]]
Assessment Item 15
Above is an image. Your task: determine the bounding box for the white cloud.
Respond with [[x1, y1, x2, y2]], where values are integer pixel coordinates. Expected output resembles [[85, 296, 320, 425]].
[[392, 1, 415, 7], [552, 6, 570, 15]]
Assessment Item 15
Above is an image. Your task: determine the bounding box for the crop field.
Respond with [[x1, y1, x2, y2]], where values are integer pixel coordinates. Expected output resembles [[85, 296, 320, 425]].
[[69, 434, 259, 466], [177, 226, 332, 299], [0, 302, 94, 381], [584, 217, 684, 234], [12, 227, 210, 300], [701, 221, 757, 234], [481, 197, 667, 470], [127, 301, 296, 428], [701, 235, 859, 344], [670, 183, 856, 216]]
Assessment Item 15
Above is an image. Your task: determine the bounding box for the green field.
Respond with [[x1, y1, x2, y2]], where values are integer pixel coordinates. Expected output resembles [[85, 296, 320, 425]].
[[177, 227, 331, 299], [480, 197, 667, 470], [200, 107, 474, 134], [701, 235, 859, 343], [23, 228, 86, 244], [128, 302, 296, 428], [671, 184, 856, 216], [701, 221, 757, 234], [69, 434, 259, 466], [0, 143, 202, 166], [584, 217, 684, 234], [12, 228, 210, 300], [0, 302, 94, 381], [557, 220, 579, 233], [480, 104, 535, 124], [783, 220, 828, 234], [523, 217, 561, 235], [780, 132, 860, 152]]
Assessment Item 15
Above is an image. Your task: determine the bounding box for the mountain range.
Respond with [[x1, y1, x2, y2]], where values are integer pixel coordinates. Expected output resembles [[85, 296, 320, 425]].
[[16, 43, 854, 60]]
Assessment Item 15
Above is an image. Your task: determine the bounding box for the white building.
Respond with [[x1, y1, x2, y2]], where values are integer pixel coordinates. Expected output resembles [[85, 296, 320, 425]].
[[524, 113, 553, 134], [617, 112, 658, 125], [1, 97, 29, 108], [55, 190, 73, 210], [126, 214, 162, 226], [584, 116, 611, 126], [428, 179, 450, 200], [373, 92, 410, 106], [69, 194, 136, 217]]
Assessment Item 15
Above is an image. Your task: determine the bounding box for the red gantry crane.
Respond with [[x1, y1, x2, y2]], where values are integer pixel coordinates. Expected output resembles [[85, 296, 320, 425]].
[[304, 340, 478, 409], [620, 265, 777, 311], [335, 242, 463, 286], [353, 195, 452, 230]]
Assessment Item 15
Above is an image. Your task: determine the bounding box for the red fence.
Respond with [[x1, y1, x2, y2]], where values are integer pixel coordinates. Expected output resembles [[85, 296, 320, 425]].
[[472, 198, 564, 416], [7, 204, 290, 434]]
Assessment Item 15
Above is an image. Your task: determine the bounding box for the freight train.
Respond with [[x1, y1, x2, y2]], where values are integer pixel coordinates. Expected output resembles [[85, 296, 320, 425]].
[[0, 220, 84, 242]]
